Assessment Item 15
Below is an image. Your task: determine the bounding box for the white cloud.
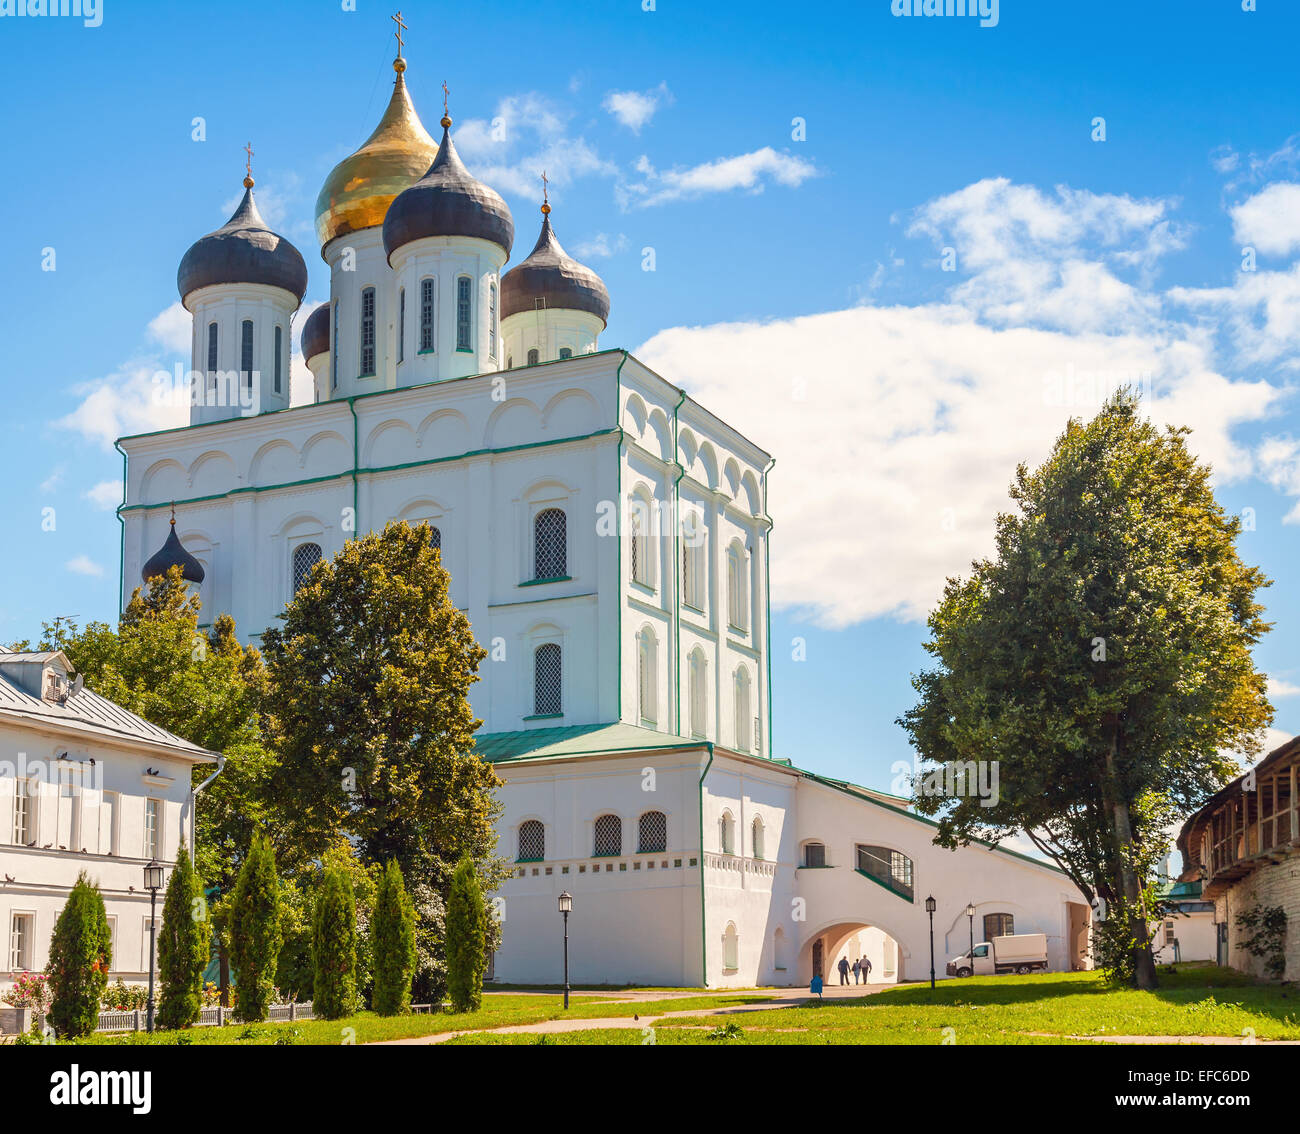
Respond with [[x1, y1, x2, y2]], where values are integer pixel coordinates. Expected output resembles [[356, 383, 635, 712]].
[[290, 301, 325, 408], [573, 232, 628, 259], [1268, 675, 1300, 698], [1230, 181, 1300, 257], [38, 467, 63, 495], [66, 556, 104, 578], [57, 354, 188, 450], [602, 82, 672, 134], [620, 147, 818, 209], [84, 480, 122, 511], [635, 176, 1292, 628], [147, 302, 192, 354]]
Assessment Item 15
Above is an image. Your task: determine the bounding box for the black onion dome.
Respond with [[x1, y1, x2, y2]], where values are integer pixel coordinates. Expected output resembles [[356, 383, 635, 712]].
[[178, 186, 308, 305], [300, 302, 330, 361], [501, 214, 610, 327], [382, 124, 514, 260], [142, 520, 206, 585]]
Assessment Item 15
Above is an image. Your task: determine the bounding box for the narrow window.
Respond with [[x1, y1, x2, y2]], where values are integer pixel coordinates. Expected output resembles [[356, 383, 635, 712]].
[[689, 651, 707, 738], [518, 819, 545, 862], [206, 321, 218, 373], [803, 842, 826, 868], [728, 545, 749, 630], [428, 525, 442, 552], [9, 912, 33, 972], [722, 923, 738, 971], [331, 300, 339, 388], [527, 348, 540, 366], [752, 816, 765, 861], [593, 814, 622, 857], [398, 287, 406, 363], [533, 508, 567, 579], [638, 811, 667, 855], [293, 542, 323, 593], [559, 347, 573, 360], [360, 287, 376, 376], [534, 642, 562, 716], [489, 282, 497, 358], [101, 790, 118, 856], [719, 812, 735, 855], [420, 279, 434, 351], [12, 778, 32, 844], [734, 668, 751, 751], [144, 798, 159, 859], [638, 629, 657, 724], [456, 276, 472, 351], [682, 513, 705, 610], [274, 325, 283, 394], [240, 320, 254, 387]]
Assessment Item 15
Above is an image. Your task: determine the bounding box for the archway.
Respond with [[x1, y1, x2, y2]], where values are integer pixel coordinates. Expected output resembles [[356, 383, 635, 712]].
[[799, 920, 906, 988]]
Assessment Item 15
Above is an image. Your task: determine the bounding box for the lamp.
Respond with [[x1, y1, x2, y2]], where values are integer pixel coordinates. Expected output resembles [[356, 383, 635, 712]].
[[143, 860, 166, 1033], [558, 891, 573, 1008]]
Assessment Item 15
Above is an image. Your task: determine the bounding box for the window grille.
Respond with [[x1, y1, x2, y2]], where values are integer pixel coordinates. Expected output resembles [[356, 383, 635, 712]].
[[293, 542, 323, 593], [638, 631, 656, 723], [12, 780, 32, 844], [144, 798, 159, 859], [489, 283, 497, 358], [332, 300, 339, 387], [984, 912, 1014, 941], [534, 508, 567, 579], [207, 322, 218, 372], [274, 325, 283, 393], [803, 842, 826, 868], [241, 320, 254, 386], [398, 288, 405, 362], [534, 643, 562, 715], [428, 525, 441, 552], [518, 819, 545, 861], [360, 287, 376, 376], [456, 276, 472, 350], [420, 279, 434, 351], [527, 348, 540, 366], [639, 811, 667, 854], [857, 845, 914, 901], [559, 347, 572, 359], [593, 813, 622, 856]]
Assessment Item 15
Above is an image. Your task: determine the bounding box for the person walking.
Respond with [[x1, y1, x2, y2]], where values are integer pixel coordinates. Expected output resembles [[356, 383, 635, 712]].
[[862, 955, 872, 982], [837, 955, 851, 985], [851, 957, 861, 985]]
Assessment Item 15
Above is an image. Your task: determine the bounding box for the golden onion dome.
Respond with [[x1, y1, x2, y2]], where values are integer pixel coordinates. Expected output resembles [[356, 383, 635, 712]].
[[314, 59, 439, 255]]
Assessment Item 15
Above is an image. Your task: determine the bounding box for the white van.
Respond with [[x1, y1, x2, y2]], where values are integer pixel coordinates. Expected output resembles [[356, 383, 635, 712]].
[[945, 933, 1049, 977]]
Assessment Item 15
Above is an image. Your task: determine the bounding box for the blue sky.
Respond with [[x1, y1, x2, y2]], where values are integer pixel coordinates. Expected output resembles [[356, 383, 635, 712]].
[[0, 0, 1296, 800]]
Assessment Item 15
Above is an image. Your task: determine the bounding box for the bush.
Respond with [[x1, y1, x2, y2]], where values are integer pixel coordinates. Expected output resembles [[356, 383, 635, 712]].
[[446, 857, 487, 1013], [372, 860, 417, 1015], [228, 835, 282, 1022], [157, 845, 209, 1029], [47, 872, 112, 1037], [101, 978, 150, 1011], [311, 867, 358, 1019]]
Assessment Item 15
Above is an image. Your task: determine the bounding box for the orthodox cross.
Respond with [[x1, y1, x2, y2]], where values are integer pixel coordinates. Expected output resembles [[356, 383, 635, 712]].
[[442, 80, 450, 116], [244, 142, 254, 181], [392, 10, 406, 56]]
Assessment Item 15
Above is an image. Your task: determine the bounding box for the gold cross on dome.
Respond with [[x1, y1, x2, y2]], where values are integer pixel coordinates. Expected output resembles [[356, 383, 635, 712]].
[[392, 10, 406, 56], [442, 80, 450, 116], [542, 170, 549, 202], [244, 141, 254, 179]]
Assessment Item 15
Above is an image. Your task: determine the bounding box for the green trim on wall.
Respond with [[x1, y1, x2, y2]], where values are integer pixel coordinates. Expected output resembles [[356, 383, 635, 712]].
[[854, 867, 915, 903], [671, 388, 687, 737], [519, 575, 571, 587], [763, 455, 775, 756], [114, 439, 127, 609], [697, 745, 714, 988], [614, 350, 628, 724]]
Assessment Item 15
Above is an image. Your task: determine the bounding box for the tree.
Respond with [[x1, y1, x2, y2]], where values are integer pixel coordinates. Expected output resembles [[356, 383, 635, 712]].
[[260, 521, 504, 891], [446, 857, 487, 1012], [47, 872, 112, 1037], [228, 835, 282, 1021], [311, 867, 359, 1019], [898, 391, 1272, 989], [372, 860, 417, 1015], [156, 845, 208, 1029]]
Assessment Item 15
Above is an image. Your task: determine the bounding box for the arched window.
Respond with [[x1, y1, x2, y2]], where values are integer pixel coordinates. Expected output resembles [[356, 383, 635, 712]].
[[719, 810, 735, 855], [489, 283, 497, 358], [456, 276, 472, 351], [419, 278, 435, 351], [273, 325, 283, 394], [398, 287, 406, 362], [722, 922, 739, 971], [331, 300, 340, 388], [292, 542, 323, 594], [534, 508, 567, 579], [360, 286, 376, 376], [727, 542, 749, 631], [559, 347, 572, 360], [240, 319, 254, 387], [629, 499, 651, 586], [752, 815, 766, 861], [507, 354, 513, 370], [534, 642, 562, 715], [638, 810, 667, 854], [774, 927, 787, 972], [688, 649, 707, 739], [984, 912, 1015, 941], [734, 667, 751, 751], [802, 841, 826, 868], [428, 525, 442, 552], [682, 511, 705, 610], [637, 627, 657, 724], [527, 348, 540, 366], [206, 321, 218, 373], [856, 844, 914, 902], [518, 819, 544, 862], [593, 813, 622, 857]]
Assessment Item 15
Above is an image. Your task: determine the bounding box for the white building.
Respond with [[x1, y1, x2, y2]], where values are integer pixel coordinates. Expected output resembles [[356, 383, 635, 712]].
[[0, 650, 218, 991], [115, 42, 1091, 987]]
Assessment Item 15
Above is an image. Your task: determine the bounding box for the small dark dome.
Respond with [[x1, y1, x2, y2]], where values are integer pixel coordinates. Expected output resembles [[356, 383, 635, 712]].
[[142, 520, 206, 585], [501, 213, 610, 327], [382, 124, 513, 260], [301, 302, 330, 361], [178, 185, 308, 305]]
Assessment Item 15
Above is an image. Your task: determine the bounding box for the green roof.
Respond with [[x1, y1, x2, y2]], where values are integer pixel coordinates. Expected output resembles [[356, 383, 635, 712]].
[[1156, 879, 1203, 900], [473, 722, 704, 764]]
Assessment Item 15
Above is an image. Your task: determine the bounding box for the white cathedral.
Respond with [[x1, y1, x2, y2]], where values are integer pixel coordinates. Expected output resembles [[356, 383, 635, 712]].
[[116, 47, 1091, 988]]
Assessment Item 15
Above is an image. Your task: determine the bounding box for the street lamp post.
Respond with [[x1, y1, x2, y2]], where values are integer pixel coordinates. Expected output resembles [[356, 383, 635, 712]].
[[925, 894, 937, 990], [143, 860, 165, 1033], [558, 891, 573, 1009], [965, 902, 976, 976]]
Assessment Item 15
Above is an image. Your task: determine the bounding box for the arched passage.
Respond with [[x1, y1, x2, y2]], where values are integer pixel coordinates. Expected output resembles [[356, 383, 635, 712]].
[[798, 920, 907, 987]]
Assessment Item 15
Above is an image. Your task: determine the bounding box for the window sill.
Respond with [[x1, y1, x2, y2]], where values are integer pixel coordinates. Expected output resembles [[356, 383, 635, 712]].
[[630, 579, 656, 596], [521, 575, 572, 587], [418, 348, 436, 355], [515, 858, 544, 864], [727, 623, 749, 636], [354, 374, 378, 381], [523, 713, 563, 722], [682, 603, 705, 615], [456, 348, 474, 354], [797, 864, 835, 870]]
